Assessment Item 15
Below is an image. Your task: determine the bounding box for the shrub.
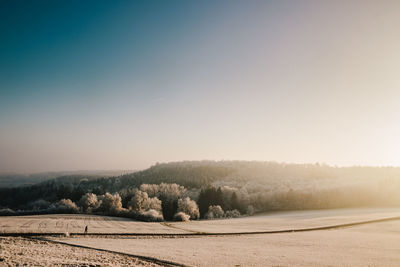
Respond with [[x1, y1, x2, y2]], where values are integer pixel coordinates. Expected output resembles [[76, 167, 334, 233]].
[[177, 197, 200, 220], [246, 205, 255, 216], [0, 208, 15, 216], [79, 193, 100, 212], [205, 205, 224, 219], [127, 190, 162, 213], [173, 212, 190, 222], [97, 193, 123, 215], [225, 209, 241, 218], [138, 209, 164, 222], [55, 199, 79, 213], [28, 199, 52, 211]]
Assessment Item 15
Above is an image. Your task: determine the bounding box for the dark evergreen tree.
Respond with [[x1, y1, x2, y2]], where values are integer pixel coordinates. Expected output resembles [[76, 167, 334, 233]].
[[161, 199, 178, 221], [231, 192, 239, 211], [216, 187, 224, 207], [198, 189, 208, 217]]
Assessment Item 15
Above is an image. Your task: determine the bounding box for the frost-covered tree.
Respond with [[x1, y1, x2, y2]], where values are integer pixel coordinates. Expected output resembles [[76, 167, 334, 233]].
[[79, 193, 99, 212], [205, 205, 224, 219], [55, 199, 79, 213], [140, 183, 187, 220], [127, 190, 162, 213], [97, 193, 122, 214], [140, 183, 187, 200], [176, 197, 200, 220]]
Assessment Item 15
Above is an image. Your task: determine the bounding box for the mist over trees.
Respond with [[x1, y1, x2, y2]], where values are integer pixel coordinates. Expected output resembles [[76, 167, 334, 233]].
[[1, 161, 400, 221], [0, 170, 131, 188]]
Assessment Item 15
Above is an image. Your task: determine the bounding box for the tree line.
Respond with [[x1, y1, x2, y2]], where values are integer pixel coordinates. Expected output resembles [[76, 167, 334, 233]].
[[1, 161, 400, 221]]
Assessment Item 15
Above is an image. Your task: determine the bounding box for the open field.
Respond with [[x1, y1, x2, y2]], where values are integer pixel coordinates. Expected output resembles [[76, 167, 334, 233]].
[[0, 236, 161, 266], [166, 207, 400, 233], [53, 220, 400, 266], [1, 208, 400, 235], [1, 208, 400, 266], [0, 214, 187, 234]]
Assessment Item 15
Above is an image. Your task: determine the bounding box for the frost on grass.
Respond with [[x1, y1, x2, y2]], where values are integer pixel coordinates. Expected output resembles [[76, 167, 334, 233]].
[[57, 219, 400, 267], [0, 237, 160, 266]]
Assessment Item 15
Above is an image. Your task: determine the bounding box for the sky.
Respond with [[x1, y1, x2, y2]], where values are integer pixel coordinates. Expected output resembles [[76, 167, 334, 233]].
[[1, 0, 400, 173]]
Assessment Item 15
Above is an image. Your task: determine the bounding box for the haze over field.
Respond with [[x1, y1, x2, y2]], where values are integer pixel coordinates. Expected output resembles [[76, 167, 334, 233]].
[[2, 0, 400, 173]]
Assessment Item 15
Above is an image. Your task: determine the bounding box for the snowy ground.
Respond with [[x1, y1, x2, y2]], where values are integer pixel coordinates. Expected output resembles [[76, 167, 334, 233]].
[[0, 214, 187, 234], [52, 220, 400, 266], [2, 208, 400, 266], [167, 207, 400, 233], [1, 208, 400, 235], [0, 236, 160, 266]]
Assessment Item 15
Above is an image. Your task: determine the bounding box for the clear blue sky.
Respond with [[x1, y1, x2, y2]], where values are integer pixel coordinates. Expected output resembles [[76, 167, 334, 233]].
[[1, 0, 400, 172]]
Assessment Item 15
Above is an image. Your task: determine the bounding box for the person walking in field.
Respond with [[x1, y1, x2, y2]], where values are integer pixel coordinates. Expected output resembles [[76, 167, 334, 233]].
[[84, 225, 88, 234]]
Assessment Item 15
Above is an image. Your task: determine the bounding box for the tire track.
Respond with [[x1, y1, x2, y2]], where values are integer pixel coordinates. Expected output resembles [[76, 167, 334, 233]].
[[38, 221, 48, 229], [19, 220, 35, 228], [92, 217, 114, 229], [160, 222, 203, 234], [69, 220, 81, 229], [55, 220, 64, 229]]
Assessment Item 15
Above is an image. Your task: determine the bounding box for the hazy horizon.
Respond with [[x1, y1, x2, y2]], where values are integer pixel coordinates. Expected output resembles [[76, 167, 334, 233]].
[[2, 159, 400, 176], [2, 0, 400, 173]]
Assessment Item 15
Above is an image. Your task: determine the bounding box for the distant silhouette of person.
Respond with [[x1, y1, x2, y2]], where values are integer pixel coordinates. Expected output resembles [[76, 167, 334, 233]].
[[84, 225, 88, 234]]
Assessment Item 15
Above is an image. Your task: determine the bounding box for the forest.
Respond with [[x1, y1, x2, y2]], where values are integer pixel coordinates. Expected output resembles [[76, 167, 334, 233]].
[[1, 161, 400, 221]]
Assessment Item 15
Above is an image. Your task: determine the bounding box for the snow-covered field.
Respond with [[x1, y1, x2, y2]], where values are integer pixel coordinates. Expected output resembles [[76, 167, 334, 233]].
[[2, 208, 400, 266], [167, 207, 400, 233], [0, 236, 160, 266], [1, 208, 400, 235], [54, 219, 400, 266], [0, 214, 186, 234]]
